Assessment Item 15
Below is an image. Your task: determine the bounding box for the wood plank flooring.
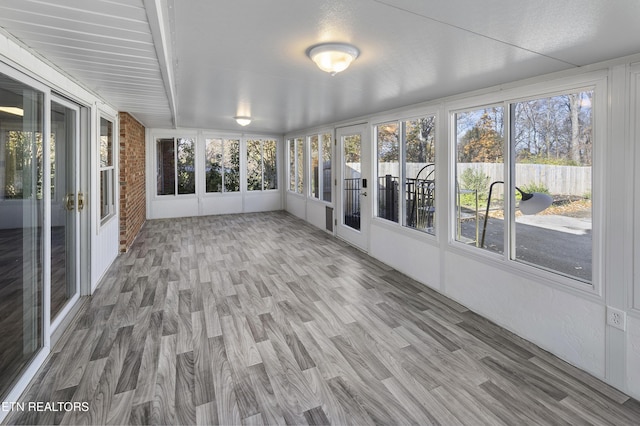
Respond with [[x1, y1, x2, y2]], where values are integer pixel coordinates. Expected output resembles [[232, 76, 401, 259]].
[[5, 211, 640, 425]]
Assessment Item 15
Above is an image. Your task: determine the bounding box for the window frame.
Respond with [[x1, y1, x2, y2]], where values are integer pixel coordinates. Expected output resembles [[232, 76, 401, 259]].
[[307, 130, 333, 204], [203, 135, 241, 194], [287, 136, 304, 196], [246, 136, 279, 192], [154, 135, 197, 197], [372, 110, 438, 237], [99, 115, 116, 225], [447, 72, 606, 294]]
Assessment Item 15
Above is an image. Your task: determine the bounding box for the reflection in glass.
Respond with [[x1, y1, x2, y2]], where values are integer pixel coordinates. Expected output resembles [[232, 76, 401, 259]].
[[376, 122, 399, 223], [99, 118, 112, 168], [51, 101, 77, 320], [289, 139, 295, 191], [156, 138, 175, 195], [296, 137, 304, 194], [99, 118, 114, 219], [322, 133, 332, 202], [0, 72, 44, 399], [311, 135, 319, 198]]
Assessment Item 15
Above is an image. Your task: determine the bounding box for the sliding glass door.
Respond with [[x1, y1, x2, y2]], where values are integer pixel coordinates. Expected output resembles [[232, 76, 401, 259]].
[[0, 72, 45, 400], [0, 71, 84, 403], [50, 98, 80, 325]]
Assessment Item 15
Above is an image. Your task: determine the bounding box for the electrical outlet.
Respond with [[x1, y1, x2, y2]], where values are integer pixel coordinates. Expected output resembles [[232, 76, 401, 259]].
[[606, 306, 626, 331]]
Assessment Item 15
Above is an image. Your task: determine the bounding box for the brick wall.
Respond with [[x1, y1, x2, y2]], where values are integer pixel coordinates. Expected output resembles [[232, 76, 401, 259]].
[[119, 112, 146, 252]]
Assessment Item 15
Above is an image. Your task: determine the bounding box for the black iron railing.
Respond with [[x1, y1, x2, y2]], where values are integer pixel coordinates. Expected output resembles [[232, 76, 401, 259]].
[[343, 178, 361, 230], [406, 177, 435, 230], [377, 164, 435, 231], [378, 175, 399, 222]]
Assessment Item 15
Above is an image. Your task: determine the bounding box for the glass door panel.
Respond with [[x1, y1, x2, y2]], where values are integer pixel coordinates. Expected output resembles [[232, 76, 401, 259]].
[[336, 125, 369, 251], [343, 134, 362, 231], [0, 72, 44, 399], [50, 100, 79, 322]]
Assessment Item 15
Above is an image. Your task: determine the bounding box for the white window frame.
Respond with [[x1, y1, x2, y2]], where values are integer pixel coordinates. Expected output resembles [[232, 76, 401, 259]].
[[98, 115, 116, 225], [287, 136, 304, 195], [372, 111, 438, 237], [447, 72, 606, 294], [246, 136, 279, 192], [307, 131, 333, 203], [154, 135, 197, 197], [203, 135, 241, 194]]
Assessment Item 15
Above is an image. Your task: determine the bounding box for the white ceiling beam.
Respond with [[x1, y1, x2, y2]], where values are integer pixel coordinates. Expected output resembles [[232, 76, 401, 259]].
[[142, 0, 177, 128]]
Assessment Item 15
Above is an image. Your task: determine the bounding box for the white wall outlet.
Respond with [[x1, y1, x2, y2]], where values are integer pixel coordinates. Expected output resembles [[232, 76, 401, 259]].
[[606, 306, 627, 331]]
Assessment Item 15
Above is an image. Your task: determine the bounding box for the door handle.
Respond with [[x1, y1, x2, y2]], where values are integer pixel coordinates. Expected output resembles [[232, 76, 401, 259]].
[[361, 191, 368, 197], [77, 192, 85, 211], [64, 193, 75, 211]]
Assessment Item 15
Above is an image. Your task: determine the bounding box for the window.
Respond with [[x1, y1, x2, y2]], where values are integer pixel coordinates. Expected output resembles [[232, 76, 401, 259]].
[[375, 115, 436, 234], [205, 138, 240, 193], [405, 116, 436, 232], [310, 135, 319, 197], [377, 122, 400, 222], [455, 106, 504, 247], [100, 117, 115, 221], [247, 138, 278, 191], [156, 137, 195, 195], [454, 90, 593, 283], [287, 137, 304, 194], [513, 92, 593, 282], [309, 132, 332, 202]]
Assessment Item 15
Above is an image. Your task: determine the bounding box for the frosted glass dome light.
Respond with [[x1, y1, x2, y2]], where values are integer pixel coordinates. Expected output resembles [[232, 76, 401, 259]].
[[307, 43, 360, 76]]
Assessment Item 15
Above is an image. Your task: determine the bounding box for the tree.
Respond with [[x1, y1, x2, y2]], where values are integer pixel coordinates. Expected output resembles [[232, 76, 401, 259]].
[[458, 110, 503, 163], [177, 138, 195, 194], [376, 123, 398, 163], [405, 116, 435, 163]]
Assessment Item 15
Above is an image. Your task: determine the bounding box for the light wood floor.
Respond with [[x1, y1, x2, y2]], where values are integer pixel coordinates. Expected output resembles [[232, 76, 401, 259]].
[[5, 211, 640, 425]]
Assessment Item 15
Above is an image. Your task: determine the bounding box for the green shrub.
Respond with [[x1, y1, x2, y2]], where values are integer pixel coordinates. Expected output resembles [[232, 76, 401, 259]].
[[519, 182, 550, 195], [460, 168, 489, 194]]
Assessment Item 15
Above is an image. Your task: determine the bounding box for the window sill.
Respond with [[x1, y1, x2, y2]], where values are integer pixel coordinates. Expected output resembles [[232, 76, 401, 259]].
[[447, 239, 601, 300], [370, 216, 438, 245]]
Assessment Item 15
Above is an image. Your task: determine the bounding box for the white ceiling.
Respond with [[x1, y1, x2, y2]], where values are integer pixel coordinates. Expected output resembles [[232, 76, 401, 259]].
[[1, 0, 640, 134]]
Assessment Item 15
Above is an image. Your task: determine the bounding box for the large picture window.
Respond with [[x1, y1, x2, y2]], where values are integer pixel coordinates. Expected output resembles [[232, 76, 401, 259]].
[[454, 89, 593, 283], [247, 138, 278, 191], [205, 138, 240, 193], [99, 117, 115, 221], [156, 137, 195, 195], [375, 115, 436, 234]]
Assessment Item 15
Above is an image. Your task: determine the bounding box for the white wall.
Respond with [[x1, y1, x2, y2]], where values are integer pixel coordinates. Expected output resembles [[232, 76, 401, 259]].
[[286, 55, 640, 402]]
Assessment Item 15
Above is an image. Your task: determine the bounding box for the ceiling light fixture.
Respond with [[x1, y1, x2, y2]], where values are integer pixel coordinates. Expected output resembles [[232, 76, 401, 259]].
[[234, 116, 251, 126], [307, 43, 360, 76], [0, 106, 24, 116]]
